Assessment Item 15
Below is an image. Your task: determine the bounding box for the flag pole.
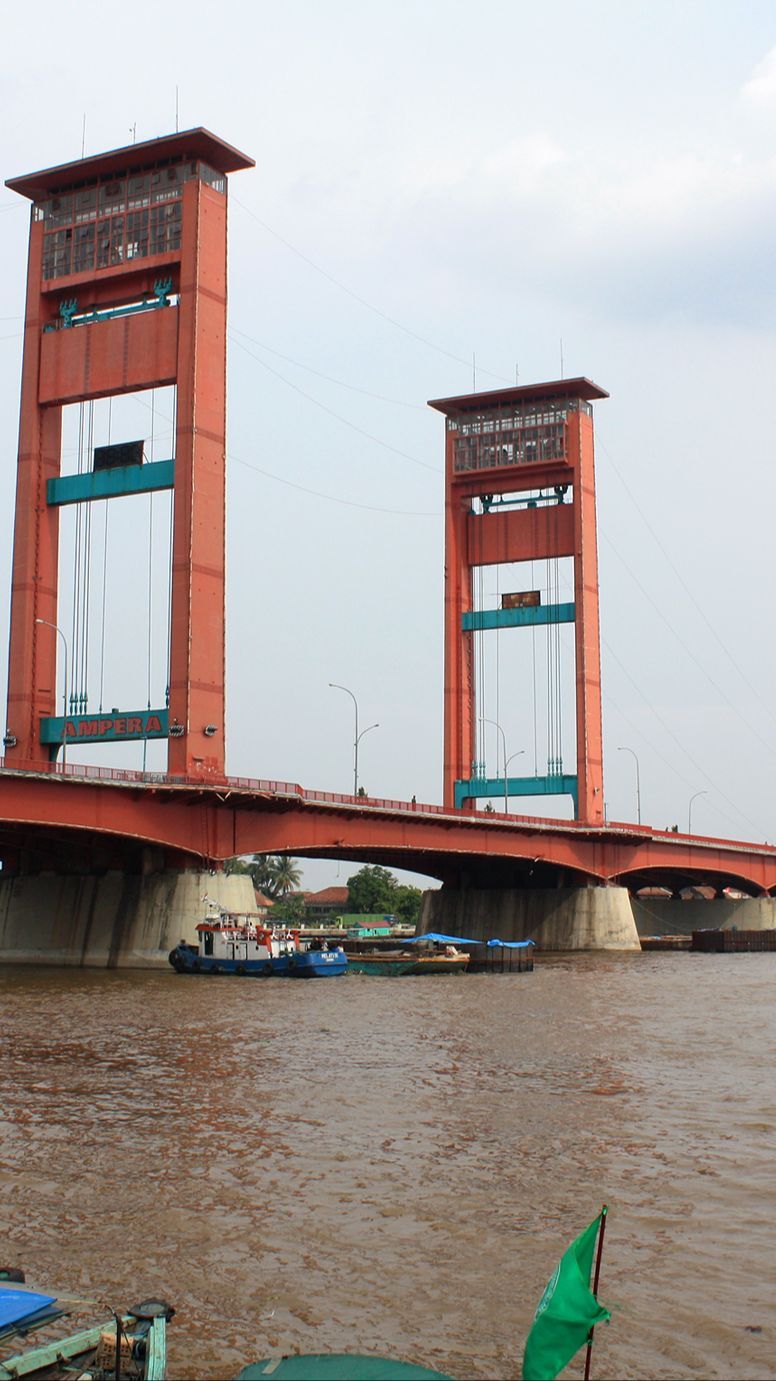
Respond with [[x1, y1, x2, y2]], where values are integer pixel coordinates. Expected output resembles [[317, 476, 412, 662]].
[[583, 1205, 608, 1381]]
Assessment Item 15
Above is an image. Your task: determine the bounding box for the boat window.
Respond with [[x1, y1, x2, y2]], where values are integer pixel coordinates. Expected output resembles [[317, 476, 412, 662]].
[[203, 932, 213, 956]]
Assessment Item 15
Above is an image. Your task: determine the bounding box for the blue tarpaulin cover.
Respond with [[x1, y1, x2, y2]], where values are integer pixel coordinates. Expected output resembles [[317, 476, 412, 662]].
[[0, 1288, 56, 1330], [405, 932, 478, 945], [486, 938, 535, 948]]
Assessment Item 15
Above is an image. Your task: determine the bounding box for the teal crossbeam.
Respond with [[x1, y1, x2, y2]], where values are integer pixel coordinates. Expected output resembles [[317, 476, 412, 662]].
[[47, 459, 174, 506], [462, 601, 575, 632], [44, 279, 175, 332], [455, 773, 578, 810]]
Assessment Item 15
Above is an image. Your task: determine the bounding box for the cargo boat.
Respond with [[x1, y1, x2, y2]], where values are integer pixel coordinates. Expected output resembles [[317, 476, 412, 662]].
[[346, 932, 534, 975], [168, 903, 347, 978], [347, 950, 470, 976]]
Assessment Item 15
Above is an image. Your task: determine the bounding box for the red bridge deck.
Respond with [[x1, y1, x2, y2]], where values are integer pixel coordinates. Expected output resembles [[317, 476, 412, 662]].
[[1, 760, 775, 896]]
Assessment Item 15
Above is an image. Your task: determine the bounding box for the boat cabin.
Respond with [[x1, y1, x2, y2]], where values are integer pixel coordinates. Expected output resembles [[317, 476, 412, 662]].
[[196, 912, 300, 963]]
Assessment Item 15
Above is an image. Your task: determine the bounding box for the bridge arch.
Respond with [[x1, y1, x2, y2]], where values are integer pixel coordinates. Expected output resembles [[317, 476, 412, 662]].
[[612, 863, 767, 899]]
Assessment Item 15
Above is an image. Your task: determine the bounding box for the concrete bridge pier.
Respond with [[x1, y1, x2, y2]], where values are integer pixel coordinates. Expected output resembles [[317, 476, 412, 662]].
[[420, 881, 641, 951], [632, 894, 776, 937], [0, 866, 256, 968]]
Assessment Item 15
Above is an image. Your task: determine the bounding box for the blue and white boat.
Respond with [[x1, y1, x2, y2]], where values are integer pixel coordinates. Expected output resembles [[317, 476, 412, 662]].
[[168, 902, 347, 979]]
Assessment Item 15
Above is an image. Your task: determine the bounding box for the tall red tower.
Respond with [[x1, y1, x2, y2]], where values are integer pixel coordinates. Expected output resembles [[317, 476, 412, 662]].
[[3, 129, 253, 776], [429, 378, 608, 824]]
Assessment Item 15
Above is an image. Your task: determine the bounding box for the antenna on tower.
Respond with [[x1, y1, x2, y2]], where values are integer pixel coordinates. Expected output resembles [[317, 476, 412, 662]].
[[560, 337, 564, 379], [175, 86, 179, 133], [80, 114, 86, 159], [130, 123, 137, 144], [472, 352, 476, 391]]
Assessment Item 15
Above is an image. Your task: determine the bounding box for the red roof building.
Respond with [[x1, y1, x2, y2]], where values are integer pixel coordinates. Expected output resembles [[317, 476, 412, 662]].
[[304, 886, 349, 919]]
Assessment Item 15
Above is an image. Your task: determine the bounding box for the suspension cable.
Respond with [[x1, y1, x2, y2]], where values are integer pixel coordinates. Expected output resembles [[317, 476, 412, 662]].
[[144, 392, 156, 772], [82, 399, 94, 710], [165, 385, 176, 707], [544, 494, 565, 779], [474, 501, 486, 782], [70, 402, 84, 712], [531, 541, 538, 775], [554, 498, 563, 773], [545, 538, 554, 775], [98, 399, 111, 712], [494, 559, 500, 778], [147, 492, 154, 709]]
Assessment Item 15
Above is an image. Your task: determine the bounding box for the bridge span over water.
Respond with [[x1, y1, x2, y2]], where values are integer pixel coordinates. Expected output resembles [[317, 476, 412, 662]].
[[2, 762, 775, 899]]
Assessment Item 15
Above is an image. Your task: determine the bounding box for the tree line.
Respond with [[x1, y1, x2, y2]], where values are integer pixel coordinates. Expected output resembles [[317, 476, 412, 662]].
[[224, 856, 422, 926]]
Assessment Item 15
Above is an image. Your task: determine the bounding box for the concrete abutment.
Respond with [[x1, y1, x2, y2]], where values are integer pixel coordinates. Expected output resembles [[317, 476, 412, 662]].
[[420, 883, 641, 951], [0, 870, 256, 967]]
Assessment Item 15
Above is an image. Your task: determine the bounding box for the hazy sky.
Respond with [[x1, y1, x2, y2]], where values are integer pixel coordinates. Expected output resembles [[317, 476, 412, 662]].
[[2, 0, 776, 890]]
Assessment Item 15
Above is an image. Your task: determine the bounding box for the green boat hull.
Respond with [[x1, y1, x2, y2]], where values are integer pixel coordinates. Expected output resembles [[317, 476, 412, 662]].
[[346, 954, 469, 976]]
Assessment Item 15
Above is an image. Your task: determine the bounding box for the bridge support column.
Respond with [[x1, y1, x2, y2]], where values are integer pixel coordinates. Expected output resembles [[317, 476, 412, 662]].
[[420, 883, 640, 951], [0, 868, 256, 968], [632, 895, 776, 937]]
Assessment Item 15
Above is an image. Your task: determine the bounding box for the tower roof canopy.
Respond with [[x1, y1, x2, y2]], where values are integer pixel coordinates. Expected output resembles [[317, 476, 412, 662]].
[[6, 128, 254, 200], [428, 377, 608, 416]]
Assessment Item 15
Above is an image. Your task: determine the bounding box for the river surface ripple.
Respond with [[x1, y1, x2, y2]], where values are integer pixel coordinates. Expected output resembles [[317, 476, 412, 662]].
[[1, 954, 774, 1380]]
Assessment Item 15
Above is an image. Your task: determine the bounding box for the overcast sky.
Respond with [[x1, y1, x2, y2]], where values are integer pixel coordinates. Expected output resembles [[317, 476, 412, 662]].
[[2, 0, 776, 890]]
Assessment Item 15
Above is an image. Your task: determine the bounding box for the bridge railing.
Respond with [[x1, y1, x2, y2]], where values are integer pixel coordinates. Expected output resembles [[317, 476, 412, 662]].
[[0, 755, 545, 822], [0, 755, 457, 812], [0, 756, 771, 851], [0, 755, 307, 796]]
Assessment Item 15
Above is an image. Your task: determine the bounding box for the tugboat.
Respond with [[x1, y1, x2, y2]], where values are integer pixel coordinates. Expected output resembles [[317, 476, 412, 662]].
[[168, 901, 348, 979]]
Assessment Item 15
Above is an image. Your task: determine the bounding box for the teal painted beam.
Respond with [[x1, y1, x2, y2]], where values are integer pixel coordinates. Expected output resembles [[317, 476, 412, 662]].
[[47, 459, 174, 507], [454, 773, 578, 809], [146, 1318, 167, 1381], [462, 602, 575, 631], [40, 708, 169, 745], [0, 1323, 108, 1380]]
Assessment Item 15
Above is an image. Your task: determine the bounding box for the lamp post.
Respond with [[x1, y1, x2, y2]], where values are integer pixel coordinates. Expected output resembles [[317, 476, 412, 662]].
[[35, 617, 69, 769], [504, 749, 526, 814], [355, 723, 379, 796], [688, 790, 707, 835], [617, 745, 641, 825], [329, 682, 378, 796], [483, 718, 522, 814]]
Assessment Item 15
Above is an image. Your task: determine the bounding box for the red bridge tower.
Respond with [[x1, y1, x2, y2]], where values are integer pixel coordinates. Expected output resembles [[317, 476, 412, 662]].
[[429, 379, 608, 825], [3, 129, 253, 776]]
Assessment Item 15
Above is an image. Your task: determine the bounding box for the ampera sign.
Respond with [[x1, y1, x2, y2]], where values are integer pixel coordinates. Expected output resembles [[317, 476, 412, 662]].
[[40, 708, 169, 745]]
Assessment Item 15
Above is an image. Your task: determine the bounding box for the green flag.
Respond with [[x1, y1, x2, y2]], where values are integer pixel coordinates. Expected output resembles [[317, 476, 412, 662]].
[[522, 1214, 611, 1381]]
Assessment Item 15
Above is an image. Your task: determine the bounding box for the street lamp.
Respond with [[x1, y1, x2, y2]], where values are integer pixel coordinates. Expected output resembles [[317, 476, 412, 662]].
[[617, 745, 641, 825], [35, 617, 69, 769], [329, 683, 378, 796], [688, 790, 707, 835], [504, 749, 525, 813], [483, 718, 523, 814], [355, 723, 379, 795]]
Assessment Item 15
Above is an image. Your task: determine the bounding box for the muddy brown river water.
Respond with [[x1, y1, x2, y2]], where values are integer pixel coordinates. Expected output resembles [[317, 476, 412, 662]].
[[1, 953, 774, 1380]]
